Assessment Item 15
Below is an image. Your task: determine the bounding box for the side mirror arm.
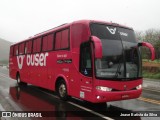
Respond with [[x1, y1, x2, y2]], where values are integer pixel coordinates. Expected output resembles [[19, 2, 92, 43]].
[[138, 42, 155, 61]]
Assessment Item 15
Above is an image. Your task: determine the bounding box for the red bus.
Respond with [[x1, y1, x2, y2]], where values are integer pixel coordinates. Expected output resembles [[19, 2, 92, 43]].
[[9, 20, 155, 103]]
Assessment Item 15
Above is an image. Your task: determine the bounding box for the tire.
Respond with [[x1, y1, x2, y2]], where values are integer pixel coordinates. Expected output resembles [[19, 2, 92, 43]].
[[17, 74, 27, 86], [57, 80, 68, 101]]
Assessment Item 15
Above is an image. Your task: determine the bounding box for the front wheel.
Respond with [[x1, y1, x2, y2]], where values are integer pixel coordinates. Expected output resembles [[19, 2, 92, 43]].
[[57, 80, 68, 101]]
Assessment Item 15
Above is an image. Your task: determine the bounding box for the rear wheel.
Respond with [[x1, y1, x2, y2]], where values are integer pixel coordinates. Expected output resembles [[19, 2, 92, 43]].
[[17, 74, 27, 86], [57, 80, 68, 101]]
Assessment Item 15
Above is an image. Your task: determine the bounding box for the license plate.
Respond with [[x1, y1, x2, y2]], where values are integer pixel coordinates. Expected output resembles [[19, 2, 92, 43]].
[[122, 94, 129, 99]]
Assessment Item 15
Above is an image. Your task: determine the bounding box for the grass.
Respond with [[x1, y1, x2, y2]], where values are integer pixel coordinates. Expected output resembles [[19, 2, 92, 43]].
[[143, 71, 160, 80], [142, 59, 160, 80], [142, 59, 160, 63]]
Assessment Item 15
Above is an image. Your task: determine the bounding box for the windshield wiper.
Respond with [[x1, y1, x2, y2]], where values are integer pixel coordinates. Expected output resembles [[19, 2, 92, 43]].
[[114, 56, 122, 78]]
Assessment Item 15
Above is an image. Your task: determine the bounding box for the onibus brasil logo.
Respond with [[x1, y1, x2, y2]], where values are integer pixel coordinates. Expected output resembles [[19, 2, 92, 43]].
[[17, 52, 49, 69]]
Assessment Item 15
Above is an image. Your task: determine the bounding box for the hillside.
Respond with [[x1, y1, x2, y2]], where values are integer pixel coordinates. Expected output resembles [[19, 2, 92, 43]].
[[0, 38, 12, 64]]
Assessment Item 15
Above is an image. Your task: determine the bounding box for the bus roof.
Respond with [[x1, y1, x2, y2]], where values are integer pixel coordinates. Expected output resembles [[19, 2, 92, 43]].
[[12, 20, 133, 45]]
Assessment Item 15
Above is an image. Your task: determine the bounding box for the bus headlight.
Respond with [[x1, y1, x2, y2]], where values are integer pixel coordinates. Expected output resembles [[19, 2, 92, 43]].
[[136, 84, 142, 90], [96, 86, 112, 91]]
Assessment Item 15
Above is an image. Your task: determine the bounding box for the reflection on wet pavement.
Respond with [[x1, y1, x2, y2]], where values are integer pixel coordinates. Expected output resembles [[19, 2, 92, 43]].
[[9, 85, 143, 120]]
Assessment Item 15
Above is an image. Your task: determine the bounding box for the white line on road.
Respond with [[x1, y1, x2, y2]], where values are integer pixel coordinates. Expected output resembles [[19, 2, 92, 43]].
[[38, 89, 114, 120], [0, 104, 11, 120], [0, 104, 6, 111], [68, 101, 114, 120]]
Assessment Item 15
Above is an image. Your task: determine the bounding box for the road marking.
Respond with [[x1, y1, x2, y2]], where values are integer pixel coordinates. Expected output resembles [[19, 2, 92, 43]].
[[0, 104, 11, 120], [68, 101, 114, 120], [0, 104, 6, 111], [138, 97, 160, 105], [37, 88, 114, 120]]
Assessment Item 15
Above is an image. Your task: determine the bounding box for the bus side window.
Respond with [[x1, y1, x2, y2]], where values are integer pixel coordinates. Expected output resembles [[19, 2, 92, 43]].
[[42, 36, 48, 51], [42, 33, 54, 51], [48, 34, 54, 50], [55, 29, 69, 50], [14, 45, 19, 56], [25, 40, 32, 54], [19, 43, 25, 55], [55, 32, 61, 50], [61, 29, 69, 49], [25, 47, 27, 54], [33, 37, 42, 53], [80, 43, 92, 77]]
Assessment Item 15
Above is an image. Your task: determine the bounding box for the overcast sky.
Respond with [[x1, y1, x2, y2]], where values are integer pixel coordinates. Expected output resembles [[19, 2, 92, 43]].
[[0, 0, 160, 42]]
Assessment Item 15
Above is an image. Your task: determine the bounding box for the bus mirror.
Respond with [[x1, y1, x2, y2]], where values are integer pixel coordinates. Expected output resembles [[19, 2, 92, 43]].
[[91, 36, 103, 59], [138, 42, 155, 61]]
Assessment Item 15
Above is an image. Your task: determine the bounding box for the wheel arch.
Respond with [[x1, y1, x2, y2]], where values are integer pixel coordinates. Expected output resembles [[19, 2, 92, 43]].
[[54, 74, 70, 95], [16, 71, 20, 79]]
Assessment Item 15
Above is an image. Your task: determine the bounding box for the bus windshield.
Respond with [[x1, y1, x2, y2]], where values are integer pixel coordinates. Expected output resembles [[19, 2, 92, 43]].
[[90, 24, 142, 80]]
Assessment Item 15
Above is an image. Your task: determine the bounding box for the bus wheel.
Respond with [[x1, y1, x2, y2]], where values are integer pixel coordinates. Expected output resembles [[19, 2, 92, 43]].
[[17, 74, 27, 86], [57, 80, 68, 101]]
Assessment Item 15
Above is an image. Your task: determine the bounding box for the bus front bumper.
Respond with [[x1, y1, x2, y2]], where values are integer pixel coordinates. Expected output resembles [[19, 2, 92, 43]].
[[91, 89, 142, 103]]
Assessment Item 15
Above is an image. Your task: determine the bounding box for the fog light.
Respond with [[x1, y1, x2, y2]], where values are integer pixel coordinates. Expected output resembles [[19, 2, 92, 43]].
[[97, 96, 100, 99]]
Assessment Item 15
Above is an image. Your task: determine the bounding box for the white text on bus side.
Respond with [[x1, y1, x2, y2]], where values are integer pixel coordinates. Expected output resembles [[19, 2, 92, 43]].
[[27, 53, 49, 66]]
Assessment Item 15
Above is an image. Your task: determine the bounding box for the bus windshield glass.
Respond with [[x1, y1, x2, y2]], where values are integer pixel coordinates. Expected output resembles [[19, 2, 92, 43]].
[[90, 24, 142, 80]]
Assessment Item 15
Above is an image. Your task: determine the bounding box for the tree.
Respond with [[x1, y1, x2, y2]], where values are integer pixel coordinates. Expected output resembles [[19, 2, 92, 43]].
[[135, 29, 160, 60]]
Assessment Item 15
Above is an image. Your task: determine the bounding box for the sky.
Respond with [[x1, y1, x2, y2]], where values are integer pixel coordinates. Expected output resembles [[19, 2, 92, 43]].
[[0, 0, 160, 42]]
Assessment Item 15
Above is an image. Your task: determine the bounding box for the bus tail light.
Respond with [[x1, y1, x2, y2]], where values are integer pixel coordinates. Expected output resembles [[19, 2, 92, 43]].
[[96, 86, 112, 92], [136, 84, 142, 90]]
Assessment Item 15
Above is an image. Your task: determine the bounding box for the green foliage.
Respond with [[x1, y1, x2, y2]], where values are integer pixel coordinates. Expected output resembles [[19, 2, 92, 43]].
[[143, 71, 160, 79], [143, 59, 160, 63], [135, 29, 160, 60]]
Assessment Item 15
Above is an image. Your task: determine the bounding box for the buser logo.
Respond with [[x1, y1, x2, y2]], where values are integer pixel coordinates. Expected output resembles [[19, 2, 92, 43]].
[[17, 52, 49, 69], [27, 53, 48, 66], [17, 55, 25, 69], [106, 27, 116, 34]]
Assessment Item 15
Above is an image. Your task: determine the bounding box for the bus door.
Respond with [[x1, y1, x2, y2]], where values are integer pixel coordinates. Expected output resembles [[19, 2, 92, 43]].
[[79, 42, 93, 100]]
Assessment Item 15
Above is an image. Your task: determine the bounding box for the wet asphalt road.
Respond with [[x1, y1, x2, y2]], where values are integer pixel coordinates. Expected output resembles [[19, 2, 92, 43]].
[[0, 66, 160, 120]]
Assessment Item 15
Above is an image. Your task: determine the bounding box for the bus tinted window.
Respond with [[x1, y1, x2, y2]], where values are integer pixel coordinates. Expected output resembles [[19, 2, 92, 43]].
[[118, 28, 137, 43], [55, 29, 69, 50], [48, 34, 54, 50], [80, 43, 92, 77], [42, 36, 48, 51], [33, 38, 42, 53], [91, 24, 119, 40], [91, 24, 136, 43], [42, 34, 54, 51], [14, 45, 19, 56], [19, 43, 25, 55], [55, 32, 61, 50], [61, 29, 69, 49], [25, 40, 32, 54]]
